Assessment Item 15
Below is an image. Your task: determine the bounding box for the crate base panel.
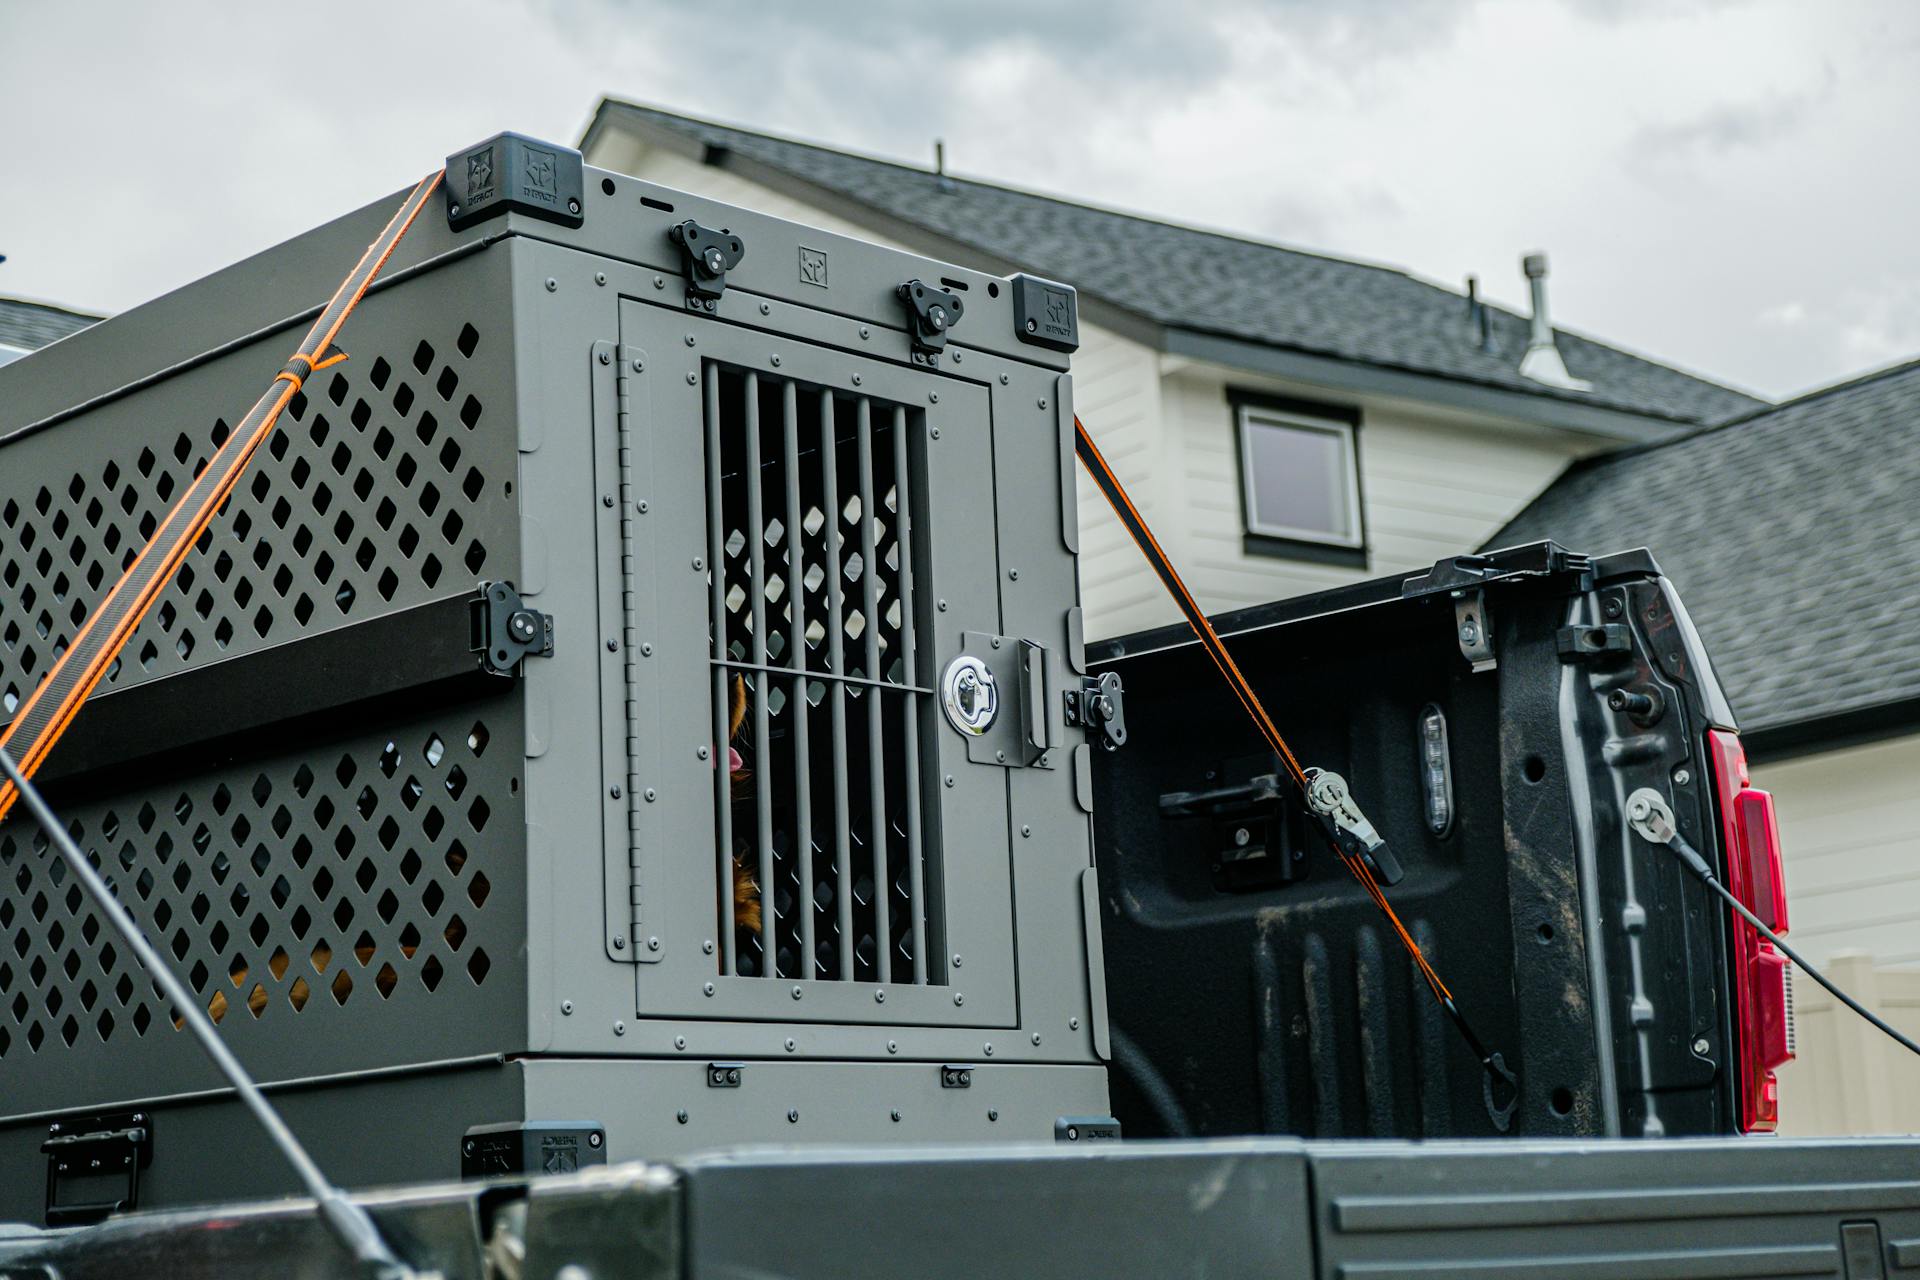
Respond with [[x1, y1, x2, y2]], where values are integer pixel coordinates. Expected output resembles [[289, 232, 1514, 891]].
[[0, 1057, 1110, 1220]]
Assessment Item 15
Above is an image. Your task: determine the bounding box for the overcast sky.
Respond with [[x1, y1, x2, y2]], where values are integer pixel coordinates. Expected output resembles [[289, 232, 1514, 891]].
[[4, 0, 1916, 401]]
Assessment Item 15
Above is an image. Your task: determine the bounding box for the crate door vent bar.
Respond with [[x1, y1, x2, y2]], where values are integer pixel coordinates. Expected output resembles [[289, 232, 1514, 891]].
[[702, 362, 939, 987]]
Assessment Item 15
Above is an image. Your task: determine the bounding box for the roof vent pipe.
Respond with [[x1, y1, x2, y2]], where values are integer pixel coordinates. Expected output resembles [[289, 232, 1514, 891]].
[[1465, 275, 1491, 351], [934, 139, 956, 193], [1517, 252, 1591, 391]]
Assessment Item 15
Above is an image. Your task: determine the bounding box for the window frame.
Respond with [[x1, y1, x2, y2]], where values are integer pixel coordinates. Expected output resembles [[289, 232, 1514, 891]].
[[1230, 391, 1367, 562]]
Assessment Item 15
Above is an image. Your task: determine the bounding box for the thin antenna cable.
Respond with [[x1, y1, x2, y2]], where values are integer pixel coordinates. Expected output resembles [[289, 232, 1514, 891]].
[[0, 746, 416, 1278]]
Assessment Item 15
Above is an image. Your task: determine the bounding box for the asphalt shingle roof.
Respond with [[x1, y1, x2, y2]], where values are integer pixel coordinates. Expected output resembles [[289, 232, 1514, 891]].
[[1492, 360, 1920, 734], [596, 101, 1763, 426], [0, 296, 100, 352]]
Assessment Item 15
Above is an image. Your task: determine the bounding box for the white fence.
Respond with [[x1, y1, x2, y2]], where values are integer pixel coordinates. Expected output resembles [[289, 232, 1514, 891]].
[[1775, 950, 1920, 1136]]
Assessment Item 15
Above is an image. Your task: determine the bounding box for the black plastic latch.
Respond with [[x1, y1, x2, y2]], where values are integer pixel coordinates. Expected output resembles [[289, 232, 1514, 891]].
[[1064, 672, 1127, 751], [669, 220, 745, 311], [444, 133, 585, 231], [1010, 274, 1080, 353], [940, 1064, 976, 1089], [471, 581, 553, 676], [1055, 1115, 1122, 1143], [42, 1110, 152, 1225], [707, 1062, 745, 1088], [1557, 623, 1631, 661], [898, 279, 965, 367], [460, 1122, 605, 1179]]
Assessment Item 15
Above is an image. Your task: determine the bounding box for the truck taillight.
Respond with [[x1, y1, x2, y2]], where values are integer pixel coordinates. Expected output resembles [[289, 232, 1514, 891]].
[[1706, 729, 1794, 1133]]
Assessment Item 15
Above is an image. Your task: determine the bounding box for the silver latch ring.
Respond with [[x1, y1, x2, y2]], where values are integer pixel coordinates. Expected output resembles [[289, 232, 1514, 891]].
[[941, 655, 999, 736]]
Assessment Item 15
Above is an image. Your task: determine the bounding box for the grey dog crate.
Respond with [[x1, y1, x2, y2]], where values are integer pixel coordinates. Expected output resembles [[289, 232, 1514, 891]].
[[0, 134, 1109, 1218]]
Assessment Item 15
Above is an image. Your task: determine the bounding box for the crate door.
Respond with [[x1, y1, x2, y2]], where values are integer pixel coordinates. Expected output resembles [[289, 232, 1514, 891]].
[[611, 300, 1014, 1027]]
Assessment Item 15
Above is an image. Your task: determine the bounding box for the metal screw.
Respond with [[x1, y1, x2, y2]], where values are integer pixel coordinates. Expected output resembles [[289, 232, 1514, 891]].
[[648, 936, 660, 951], [545, 278, 558, 292], [607, 638, 619, 651], [875, 989, 886, 1003], [603, 493, 615, 506], [698, 745, 710, 760], [952, 954, 963, 968], [1628, 796, 1651, 821], [686, 372, 697, 384], [984, 1043, 993, 1056], [999, 373, 1010, 385], [785, 1037, 796, 1051], [644, 788, 657, 802], [463, 1138, 475, 1155], [1234, 827, 1251, 847], [674, 1035, 686, 1049], [1038, 398, 1048, 409], [1603, 598, 1623, 618], [562, 1000, 574, 1015], [693, 556, 705, 570], [641, 642, 653, 656], [995, 750, 1006, 762], [613, 935, 626, 950], [987, 1109, 999, 1122], [759, 302, 771, 315], [788, 1109, 799, 1123], [890, 1109, 901, 1122], [684, 334, 697, 347], [677, 1109, 689, 1124], [1460, 622, 1479, 644], [1692, 1036, 1710, 1055], [1020, 825, 1031, 838], [944, 774, 956, 788], [568, 198, 582, 216], [1069, 1016, 1080, 1030], [614, 1020, 626, 1035], [1008, 569, 1020, 581], [953, 992, 965, 1006], [929, 392, 940, 404], [938, 599, 948, 611], [654, 275, 665, 289], [791, 985, 803, 1000], [1032, 1033, 1042, 1045], [852, 374, 862, 386], [991, 636, 1002, 649], [887, 1040, 898, 1053], [637, 500, 649, 513], [448, 204, 461, 217], [598, 350, 611, 366], [703, 982, 715, 996], [859, 325, 870, 339], [703, 939, 715, 955], [609, 784, 622, 799], [1674, 769, 1691, 785], [930, 427, 941, 439], [595, 271, 607, 286], [587, 1130, 602, 1148], [633, 357, 644, 372], [771, 355, 782, 367]]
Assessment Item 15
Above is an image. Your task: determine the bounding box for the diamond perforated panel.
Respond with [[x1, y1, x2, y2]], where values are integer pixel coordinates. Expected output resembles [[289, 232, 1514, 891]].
[[0, 697, 523, 1094], [0, 270, 517, 726]]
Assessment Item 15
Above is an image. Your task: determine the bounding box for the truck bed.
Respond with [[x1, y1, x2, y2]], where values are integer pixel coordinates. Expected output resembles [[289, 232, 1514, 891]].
[[5, 1135, 1917, 1278]]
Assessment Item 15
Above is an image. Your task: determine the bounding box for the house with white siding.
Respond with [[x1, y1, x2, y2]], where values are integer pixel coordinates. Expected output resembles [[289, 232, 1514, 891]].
[[579, 101, 1761, 640]]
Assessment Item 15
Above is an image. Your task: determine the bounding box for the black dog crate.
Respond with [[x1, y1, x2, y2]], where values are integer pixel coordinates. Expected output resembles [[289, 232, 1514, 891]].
[[0, 134, 1109, 1217]]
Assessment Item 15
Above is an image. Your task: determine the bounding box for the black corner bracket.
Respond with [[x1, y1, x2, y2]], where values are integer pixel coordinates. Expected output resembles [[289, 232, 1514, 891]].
[[444, 132, 585, 232]]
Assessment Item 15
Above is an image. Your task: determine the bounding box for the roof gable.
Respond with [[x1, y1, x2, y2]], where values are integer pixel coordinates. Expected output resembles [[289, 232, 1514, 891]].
[[588, 100, 1763, 427]]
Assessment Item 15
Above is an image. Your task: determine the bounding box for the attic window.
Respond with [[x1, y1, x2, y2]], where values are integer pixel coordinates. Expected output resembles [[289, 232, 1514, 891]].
[[1236, 404, 1363, 550]]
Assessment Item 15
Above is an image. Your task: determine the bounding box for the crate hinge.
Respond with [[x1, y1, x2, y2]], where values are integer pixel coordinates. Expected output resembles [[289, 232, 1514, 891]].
[[614, 343, 659, 962]]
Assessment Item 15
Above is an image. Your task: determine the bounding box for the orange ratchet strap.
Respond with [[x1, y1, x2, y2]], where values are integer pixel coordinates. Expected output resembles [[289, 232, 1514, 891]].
[[1074, 416, 1518, 1119], [0, 171, 443, 828]]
